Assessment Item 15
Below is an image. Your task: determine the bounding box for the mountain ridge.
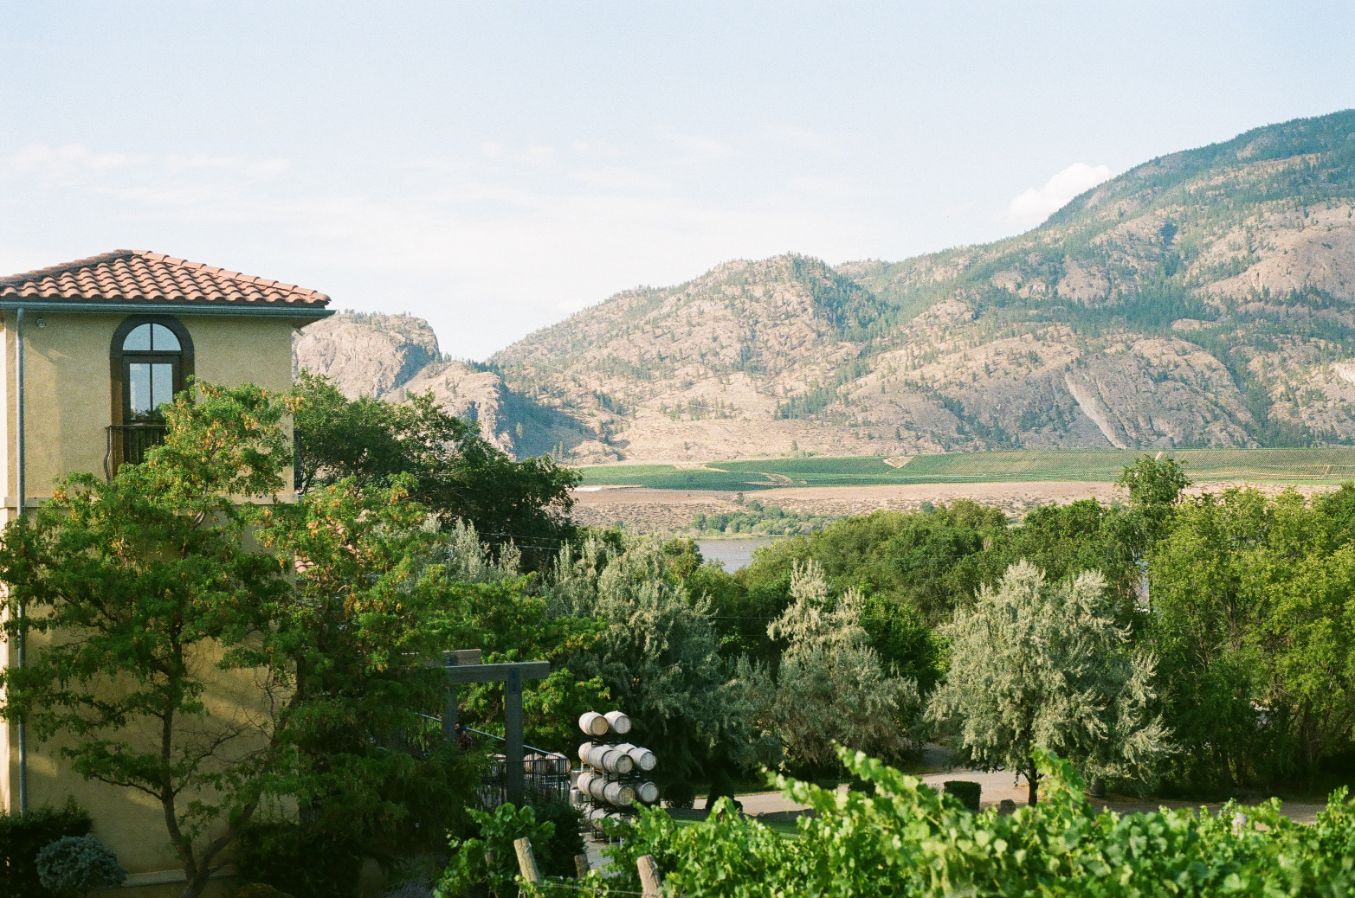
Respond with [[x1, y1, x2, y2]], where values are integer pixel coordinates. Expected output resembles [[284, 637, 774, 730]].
[[294, 109, 1355, 462]]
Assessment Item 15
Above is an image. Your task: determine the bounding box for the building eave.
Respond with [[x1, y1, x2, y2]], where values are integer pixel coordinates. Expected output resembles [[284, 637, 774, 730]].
[[0, 301, 334, 321]]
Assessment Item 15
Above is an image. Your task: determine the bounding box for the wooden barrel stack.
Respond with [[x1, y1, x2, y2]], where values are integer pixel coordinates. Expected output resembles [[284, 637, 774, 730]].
[[571, 710, 659, 830]]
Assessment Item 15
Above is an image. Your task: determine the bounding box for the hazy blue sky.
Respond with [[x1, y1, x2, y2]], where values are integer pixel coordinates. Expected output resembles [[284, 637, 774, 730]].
[[3, 1, 1353, 359]]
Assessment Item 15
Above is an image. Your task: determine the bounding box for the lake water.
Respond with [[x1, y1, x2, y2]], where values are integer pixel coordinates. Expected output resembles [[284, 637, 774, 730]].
[[696, 537, 777, 572]]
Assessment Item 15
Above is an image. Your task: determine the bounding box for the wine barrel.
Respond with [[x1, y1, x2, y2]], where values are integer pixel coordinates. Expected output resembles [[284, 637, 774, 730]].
[[586, 807, 624, 828], [585, 775, 636, 807], [615, 743, 657, 771], [604, 710, 632, 735], [584, 745, 635, 775], [577, 741, 596, 764], [604, 780, 636, 807], [636, 781, 660, 804], [578, 712, 610, 736]]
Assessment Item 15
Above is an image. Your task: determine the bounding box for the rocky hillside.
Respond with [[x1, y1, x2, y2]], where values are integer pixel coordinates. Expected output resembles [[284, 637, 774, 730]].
[[299, 109, 1355, 462], [294, 314, 614, 461]]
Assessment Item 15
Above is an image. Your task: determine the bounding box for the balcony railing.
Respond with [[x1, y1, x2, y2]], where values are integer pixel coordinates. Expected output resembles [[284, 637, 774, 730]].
[[104, 423, 168, 478]]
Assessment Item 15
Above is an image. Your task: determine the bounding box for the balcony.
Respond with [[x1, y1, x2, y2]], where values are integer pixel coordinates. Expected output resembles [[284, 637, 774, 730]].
[[104, 423, 168, 478]]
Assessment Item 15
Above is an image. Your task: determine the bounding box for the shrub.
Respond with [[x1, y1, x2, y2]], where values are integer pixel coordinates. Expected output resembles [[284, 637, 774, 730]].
[[662, 782, 695, 809], [234, 822, 362, 898], [526, 802, 584, 879], [35, 835, 126, 897], [0, 804, 92, 897], [942, 780, 981, 812], [437, 803, 556, 898]]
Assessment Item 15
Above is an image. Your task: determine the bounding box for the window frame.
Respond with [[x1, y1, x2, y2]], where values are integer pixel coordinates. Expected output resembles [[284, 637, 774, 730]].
[[110, 316, 195, 427]]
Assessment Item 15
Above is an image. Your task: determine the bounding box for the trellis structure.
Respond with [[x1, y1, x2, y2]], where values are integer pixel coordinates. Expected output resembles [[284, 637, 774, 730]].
[[442, 649, 550, 805]]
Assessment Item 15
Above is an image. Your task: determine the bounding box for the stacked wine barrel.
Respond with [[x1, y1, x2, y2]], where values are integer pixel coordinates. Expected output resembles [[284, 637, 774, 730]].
[[572, 710, 659, 830]]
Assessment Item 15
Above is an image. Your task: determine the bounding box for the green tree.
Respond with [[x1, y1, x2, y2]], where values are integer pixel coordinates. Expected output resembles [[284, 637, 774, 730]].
[[0, 384, 294, 898], [252, 475, 479, 862], [0, 383, 483, 898], [1003, 500, 1139, 605], [432, 523, 609, 752], [737, 503, 1008, 658], [928, 562, 1170, 803], [1117, 454, 1190, 549], [1147, 488, 1355, 786], [293, 372, 578, 568]]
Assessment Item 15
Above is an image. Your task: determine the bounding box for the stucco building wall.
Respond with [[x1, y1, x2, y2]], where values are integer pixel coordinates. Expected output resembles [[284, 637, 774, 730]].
[[0, 308, 312, 887]]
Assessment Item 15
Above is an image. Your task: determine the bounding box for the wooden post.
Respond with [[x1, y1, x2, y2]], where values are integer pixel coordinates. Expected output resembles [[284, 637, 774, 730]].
[[637, 854, 662, 897], [441, 649, 482, 737], [514, 837, 542, 884], [574, 853, 590, 879], [505, 667, 525, 806], [442, 654, 458, 738]]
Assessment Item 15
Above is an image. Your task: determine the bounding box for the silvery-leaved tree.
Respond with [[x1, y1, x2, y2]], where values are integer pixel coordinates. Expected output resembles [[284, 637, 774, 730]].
[[550, 537, 760, 801], [927, 561, 1170, 804], [759, 560, 921, 768]]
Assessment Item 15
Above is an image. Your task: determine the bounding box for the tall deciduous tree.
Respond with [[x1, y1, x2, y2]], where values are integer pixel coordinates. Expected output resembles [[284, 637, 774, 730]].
[[1148, 488, 1355, 786], [252, 475, 478, 859], [0, 383, 478, 898], [1117, 454, 1190, 552], [928, 562, 1169, 804], [0, 384, 293, 898], [431, 522, 610, 752], [292, 372, 578, 568]]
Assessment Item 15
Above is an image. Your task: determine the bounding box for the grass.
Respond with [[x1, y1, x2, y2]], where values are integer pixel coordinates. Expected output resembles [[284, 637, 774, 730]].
[[577, 448, 1355, 492]]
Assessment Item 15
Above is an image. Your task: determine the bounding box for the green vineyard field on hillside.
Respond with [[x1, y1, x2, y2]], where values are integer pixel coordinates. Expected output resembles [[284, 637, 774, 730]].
[[577, 448, 1355, 491]]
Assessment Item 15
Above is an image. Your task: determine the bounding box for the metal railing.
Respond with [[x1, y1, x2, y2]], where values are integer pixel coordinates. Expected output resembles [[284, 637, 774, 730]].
[[409, 714, 573, 808], [467, 726, 573, 808], [104, 423, 168, 478]]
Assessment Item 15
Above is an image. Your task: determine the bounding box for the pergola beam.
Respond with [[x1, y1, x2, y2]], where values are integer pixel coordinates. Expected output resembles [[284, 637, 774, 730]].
[[443, 651, 550, 806], [443, 661, 551, 685]]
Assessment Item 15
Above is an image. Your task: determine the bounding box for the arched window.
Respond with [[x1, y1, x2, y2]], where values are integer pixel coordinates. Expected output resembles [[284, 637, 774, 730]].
[[108, 317, 194, 471]]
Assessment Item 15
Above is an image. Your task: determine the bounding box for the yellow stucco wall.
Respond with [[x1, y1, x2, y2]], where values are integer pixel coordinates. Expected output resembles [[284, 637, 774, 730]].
[[19, 635, 285, 876], [5, 311, 300, 500], [2, 308, 322, 886]]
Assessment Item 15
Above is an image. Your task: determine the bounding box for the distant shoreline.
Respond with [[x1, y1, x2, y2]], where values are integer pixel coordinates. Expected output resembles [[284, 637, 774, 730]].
[[571, 473, 1343, 534]]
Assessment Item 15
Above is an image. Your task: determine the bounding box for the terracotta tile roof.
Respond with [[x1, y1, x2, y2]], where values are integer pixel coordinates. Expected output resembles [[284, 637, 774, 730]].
[[0, 250, 331, 307]]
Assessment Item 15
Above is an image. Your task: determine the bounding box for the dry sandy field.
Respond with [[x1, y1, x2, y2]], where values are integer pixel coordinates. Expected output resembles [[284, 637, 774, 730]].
[[571, 480, 1332, 533]]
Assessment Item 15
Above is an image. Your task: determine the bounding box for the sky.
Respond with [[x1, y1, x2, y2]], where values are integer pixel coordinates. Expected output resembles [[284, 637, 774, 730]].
[[2, 2, 1353, 360]]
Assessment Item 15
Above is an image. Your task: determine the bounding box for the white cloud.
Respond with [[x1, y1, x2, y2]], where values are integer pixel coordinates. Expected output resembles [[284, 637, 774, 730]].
[[667, 132, 734, 162], [517, 145, 556, 167], [570, 166, 668, 192], [787, 174, 859, 200], [4, 143, 144, 181], [0, 139, 882, 359], [1008, 162, 1112, 226], [2, 144, 291, 187]]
